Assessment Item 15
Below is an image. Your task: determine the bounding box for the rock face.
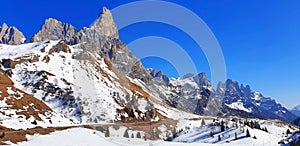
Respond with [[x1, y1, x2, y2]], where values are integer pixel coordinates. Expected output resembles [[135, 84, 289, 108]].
[[30, 18, 77, 42], [0, 23, 25, 45], [90, 7, 119, 38], [217, 79, 297, 122]]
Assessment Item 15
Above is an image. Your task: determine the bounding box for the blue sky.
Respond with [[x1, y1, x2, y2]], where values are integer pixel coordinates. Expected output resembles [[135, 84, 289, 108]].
[[1, 0, 300, 108]]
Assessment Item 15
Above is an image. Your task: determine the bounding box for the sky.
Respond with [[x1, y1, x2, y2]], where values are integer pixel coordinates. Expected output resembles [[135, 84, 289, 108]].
[[0, 0, 300, 108]]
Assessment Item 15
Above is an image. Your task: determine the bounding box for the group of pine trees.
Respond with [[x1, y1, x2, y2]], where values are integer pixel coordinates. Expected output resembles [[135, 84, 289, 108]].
[[123, 129, 142, 139], [209, 119, 270, 141]]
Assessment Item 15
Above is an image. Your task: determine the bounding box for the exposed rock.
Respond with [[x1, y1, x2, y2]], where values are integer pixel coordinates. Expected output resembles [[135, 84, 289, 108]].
[[193, 72, 211, 87], [90, 7, 119, 38], [69, 7, 152, 84], [0, 23, 25, 45], [148, 68, 170, 85], [30, 18, 77, 42]]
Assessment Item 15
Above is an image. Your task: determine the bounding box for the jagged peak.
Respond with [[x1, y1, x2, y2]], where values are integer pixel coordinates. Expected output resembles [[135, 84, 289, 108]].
[[99, 6, 111, 17], [30, 18, 77, 42], [193, 72, 211, 87], [44, 18, 61, 24], [41, 18, 75, 29], [1, 22, 8, 30], [0, 22, 26, 45], [90, 6, 119, 38], [197, 72, 207, 78]]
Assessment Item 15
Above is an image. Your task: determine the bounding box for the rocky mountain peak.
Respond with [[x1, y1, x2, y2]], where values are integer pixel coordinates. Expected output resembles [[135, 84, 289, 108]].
[[90, 6, 119, 38], [193, 72, 211, 87], [30, 18, 77, 42], [225, 79, 240, 90], [148, 68, 170, 84], [1, 22, 8, 30], [0, 22, 25, 45]]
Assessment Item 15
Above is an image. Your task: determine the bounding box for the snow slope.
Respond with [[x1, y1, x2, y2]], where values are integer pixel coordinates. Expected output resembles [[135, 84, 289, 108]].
[[0, 69, 74, 130], [173, 117, 298, 146], [0, 41, 180, 125], [13, 123, 298, 146]]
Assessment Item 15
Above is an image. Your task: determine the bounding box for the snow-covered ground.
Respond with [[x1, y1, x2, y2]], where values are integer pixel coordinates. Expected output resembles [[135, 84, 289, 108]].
[[11, 126, 292, 146]]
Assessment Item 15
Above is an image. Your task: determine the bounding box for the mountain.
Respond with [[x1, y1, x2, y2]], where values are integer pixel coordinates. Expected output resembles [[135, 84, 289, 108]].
[[30, 18, 77, 42], [2, 6, 294, 124], [0, 6, 299, 145], [216, 79, 297, 122], [27, 7, 223, 118], [148, 69, 223, 116], [0, 40, 175, 124], [290, 105, 300, 117], [0, 23, 25, 45], [30, 7, 152, 85]]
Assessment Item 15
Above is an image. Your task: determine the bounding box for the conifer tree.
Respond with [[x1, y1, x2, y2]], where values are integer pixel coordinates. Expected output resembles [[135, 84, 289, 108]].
[[246, 129, 251, 137]]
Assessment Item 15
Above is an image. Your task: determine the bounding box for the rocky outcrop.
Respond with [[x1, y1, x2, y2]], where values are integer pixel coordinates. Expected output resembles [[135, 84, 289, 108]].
[[0, 23, 25, 45], [30, 18, 77, 42]]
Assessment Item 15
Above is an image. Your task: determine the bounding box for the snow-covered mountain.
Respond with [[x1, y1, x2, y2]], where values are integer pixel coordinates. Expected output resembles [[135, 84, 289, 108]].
[[217, 79, 297, 123], [147, 69, 222, 116], [0, 6, 299, 146], [0, 40, 176, 124], [290, 105, 300, 117], [148, 68, 297, 123]]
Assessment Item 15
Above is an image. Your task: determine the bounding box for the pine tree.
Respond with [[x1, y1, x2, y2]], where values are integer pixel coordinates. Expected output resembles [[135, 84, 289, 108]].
[[136, 132, 141, 138], [210, 131, 214, 137], [123, 129, 129, 138], [286, 129, 292, 135], [201, 119, 205, 127], [246, 129, 251, 137], [131, 133, 134, 138], [235, 132, 238, 140], [221, 120, 225, 132], [218, 135, 221, 141], [105, 127, 110, 137]]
